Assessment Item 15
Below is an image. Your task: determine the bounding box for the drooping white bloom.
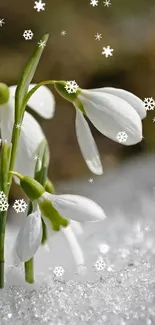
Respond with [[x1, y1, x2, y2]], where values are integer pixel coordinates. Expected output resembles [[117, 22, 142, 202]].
[[15, 193, 106, 263], [0, 84, 55, 181], [73, 87, 145, 175]]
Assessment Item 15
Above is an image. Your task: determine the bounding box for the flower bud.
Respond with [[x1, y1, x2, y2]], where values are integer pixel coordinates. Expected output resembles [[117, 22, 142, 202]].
[[45, 178, 55, 194], [20, 176, 45, 201], [54, 80, 80, 103], [0, 83, 9, 105]]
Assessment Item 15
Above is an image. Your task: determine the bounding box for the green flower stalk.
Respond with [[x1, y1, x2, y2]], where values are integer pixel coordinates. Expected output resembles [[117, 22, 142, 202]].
[[0, 34, 49, 288]]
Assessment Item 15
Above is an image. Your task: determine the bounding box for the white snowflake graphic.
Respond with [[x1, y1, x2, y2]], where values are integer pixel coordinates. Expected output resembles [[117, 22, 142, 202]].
[[102, 45, 114, 58], [143, 97, 155, 111], [0, 18, 5, 27], [0, 191, 7, 201], [61, 30, 67, 36], [144, 225, 150, 232], [53, 266, 64, 277], [0, 200, 9, 212], [38, 40, 46, 48], [0, 192, 9, 212], [23, 30, 34, 40], [13, 199, 27, 213], [95, 33, 102, 41], [34, 0, 46, 12], [65, 80, 79, 94], [34, 155, 40, 161], [88, 178, 94, 183], [103, 0, 111, 7], [152, 117, 155, 122], [116, 131, 128, 143], [15, 123, 22, 129], [90, 0, 98, 7], [95, 257, 106, 271]]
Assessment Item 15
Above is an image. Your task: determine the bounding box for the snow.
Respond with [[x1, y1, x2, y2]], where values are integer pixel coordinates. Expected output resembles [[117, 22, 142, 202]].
[[1, 154, 155, 324]]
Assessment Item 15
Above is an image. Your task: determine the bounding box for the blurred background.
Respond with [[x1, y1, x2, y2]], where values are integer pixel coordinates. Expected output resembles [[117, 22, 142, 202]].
[[0, 0, 155, 191]]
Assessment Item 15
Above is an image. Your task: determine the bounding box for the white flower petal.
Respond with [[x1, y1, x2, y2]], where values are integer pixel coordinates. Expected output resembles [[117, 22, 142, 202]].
[[70, 220, 84, 236], [75, 108, 103, 175], [0, 96, 46, 182], [27, 84, 55, 119], [15, 208, 42, 262], [0, 100, 14, 143], [43, 192, 106, 222], [15, 111, 45, 181], [79, 90, 142, 146], [92, 87, 146, 119], [62, 226, 85, 265]]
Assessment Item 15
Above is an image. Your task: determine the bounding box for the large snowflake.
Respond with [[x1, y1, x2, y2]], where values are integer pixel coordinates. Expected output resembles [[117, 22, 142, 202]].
[[143, 97, 155, 111], [53, 266, 65, 277], [102, 45, 114, 58], [13, 199, 27, 213], [0, 191, 7, 202], [0, 201, 9, 212], [34, 0, 46, 12], [65, 81, 79, 94], [23, 30, 34, 40], [116, 131, 128, 143], [94, 257, 106, 271]]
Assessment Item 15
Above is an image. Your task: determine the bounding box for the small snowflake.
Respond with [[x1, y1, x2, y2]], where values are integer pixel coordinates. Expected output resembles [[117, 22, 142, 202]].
[[61, 30, 67, 36], [116, 131, 128, 143], [23, 30, 34, 40], [152, 117, 155, 122], [144, 225, 150, 232], [88, 178, 94, 183], [34, 155, 40, 161], [15, 123, 22, 129], [0, 199, 9, 212], [102, 45, 114, 58], [90, 0, 98, 7], [34, 0, 46, 12], [38, 40, 46, 48], [0, 18, 5, 27], [103, 0, 111, 7], [95, 33, 102, 41], [65, 80, 79, 94], [13, 199, 27, 213], [143, 97, 155, 110], [53, 266, 64, 277], [94, 257, 106, 271]]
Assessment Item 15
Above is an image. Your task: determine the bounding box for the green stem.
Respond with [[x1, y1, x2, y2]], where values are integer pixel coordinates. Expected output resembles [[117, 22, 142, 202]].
[[0, 231, 5, 288], [24, 258, 34, 284], [24, 202, 34, 284], [8, 127, 21, 185]]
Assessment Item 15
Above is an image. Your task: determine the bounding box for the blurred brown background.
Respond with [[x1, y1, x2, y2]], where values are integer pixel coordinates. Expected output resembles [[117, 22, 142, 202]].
[[0, 0, 155, 187]]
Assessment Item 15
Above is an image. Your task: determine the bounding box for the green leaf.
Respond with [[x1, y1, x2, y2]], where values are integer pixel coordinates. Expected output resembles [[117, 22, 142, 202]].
[[34, 139, 50, 187], [15, 34, 49, 121]]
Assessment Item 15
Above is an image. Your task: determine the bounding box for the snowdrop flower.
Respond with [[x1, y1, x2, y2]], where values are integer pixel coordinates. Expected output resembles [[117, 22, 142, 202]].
[[0, 83, 55, 180], [55, 82, 145, 176], [15, 191, 106, 263]]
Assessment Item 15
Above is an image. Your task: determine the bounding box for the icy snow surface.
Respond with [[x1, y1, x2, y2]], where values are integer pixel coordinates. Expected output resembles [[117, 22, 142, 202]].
[[1, 154, 155, 325]]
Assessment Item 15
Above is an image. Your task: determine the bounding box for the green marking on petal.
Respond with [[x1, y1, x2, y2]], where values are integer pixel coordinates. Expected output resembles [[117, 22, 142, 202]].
[[39, 197, 69, 231]]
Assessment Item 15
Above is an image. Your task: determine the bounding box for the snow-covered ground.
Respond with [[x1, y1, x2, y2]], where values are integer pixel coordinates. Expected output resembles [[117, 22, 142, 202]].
[[1, 154, 155, 325]]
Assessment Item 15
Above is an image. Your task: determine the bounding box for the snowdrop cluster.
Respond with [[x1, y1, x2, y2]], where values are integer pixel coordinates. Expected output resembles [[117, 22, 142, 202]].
[[0, 34, 146, 287]]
